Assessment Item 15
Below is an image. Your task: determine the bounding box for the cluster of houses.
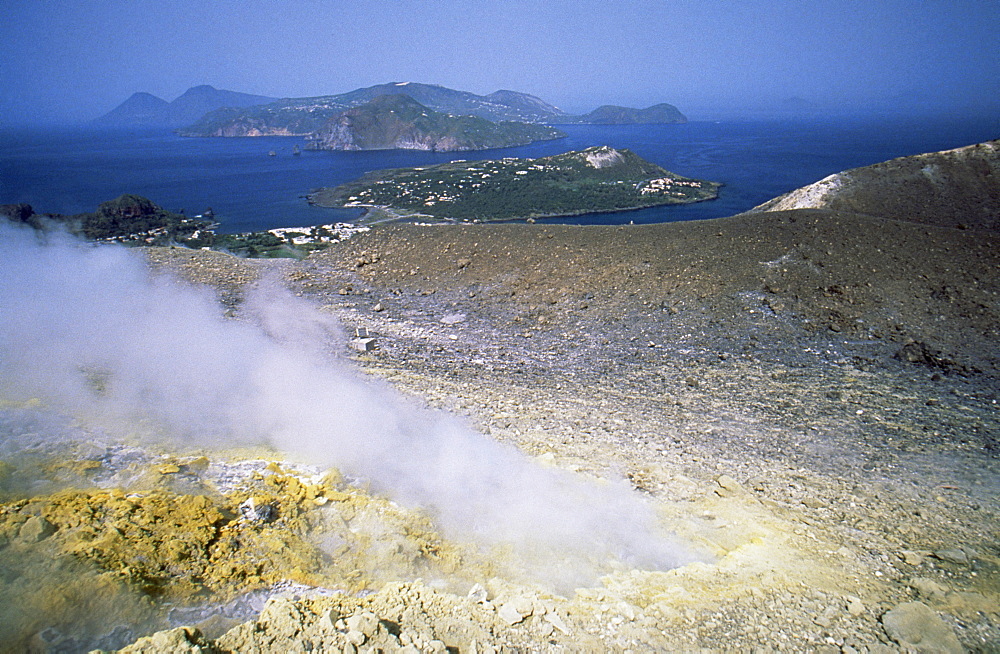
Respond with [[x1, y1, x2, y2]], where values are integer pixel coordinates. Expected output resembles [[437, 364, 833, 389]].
[[638, 176, 706, 196]]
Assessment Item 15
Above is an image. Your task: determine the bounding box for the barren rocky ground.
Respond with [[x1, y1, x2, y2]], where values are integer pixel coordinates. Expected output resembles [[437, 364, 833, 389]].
[[1, 143, 999, 652]]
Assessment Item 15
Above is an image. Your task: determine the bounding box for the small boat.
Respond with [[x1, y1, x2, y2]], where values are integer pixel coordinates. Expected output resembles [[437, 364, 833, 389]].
[[292, 144, 301, 156], [268, 150, 277, 157]]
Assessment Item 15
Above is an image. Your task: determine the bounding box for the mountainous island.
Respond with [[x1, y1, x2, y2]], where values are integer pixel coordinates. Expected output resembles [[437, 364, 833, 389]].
[[309, 145, 720, 222], [563, 103, 688, 124], [96, 82, 688, 152], [93, 85, 275, 128], [306, 94, 565, 152], [170, 82, 686, 137], [175, 82, 567, 138]]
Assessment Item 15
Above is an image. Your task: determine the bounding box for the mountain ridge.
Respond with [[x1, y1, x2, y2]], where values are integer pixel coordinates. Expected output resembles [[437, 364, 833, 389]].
[[94, 85, 277, 128], [750, 139, 1000, 230], [306, 94, 565, 152], [560, 103, 687, 124], [176, 82, 690, 136]]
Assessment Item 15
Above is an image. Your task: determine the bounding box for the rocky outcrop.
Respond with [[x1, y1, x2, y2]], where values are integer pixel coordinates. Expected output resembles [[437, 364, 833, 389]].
[[751, 139, 1000, 230]]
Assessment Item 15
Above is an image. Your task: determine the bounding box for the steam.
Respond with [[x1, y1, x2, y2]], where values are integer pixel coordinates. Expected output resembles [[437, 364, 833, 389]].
[[0, 222, 696, 584]]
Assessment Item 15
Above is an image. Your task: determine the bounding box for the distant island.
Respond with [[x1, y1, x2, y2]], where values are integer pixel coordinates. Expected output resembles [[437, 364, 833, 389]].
[[174, 82, 566, 137], [562, 103, 687, 124], [309, 146, 720, 222], [92, 82, 689, 150], [305, 94, 565, 152], [96, 82, 689, 153], [93, 85, 276, 128]]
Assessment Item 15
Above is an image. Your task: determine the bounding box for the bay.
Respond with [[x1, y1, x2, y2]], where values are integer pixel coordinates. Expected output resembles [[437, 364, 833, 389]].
[[1, 114, 997, 233]]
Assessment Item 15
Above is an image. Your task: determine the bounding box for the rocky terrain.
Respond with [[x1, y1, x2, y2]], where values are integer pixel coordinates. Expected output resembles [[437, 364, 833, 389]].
[[1, 141, 998, 652], [751, 139, 1000, 231]]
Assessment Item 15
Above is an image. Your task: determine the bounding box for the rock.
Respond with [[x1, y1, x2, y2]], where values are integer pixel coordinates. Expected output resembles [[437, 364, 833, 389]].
[[543, 610, 571, 635], [116, 627, 210, 653], [468, 583, 489, 603], [18, 516, 56, 543], [498, 599, 533, 625], [715, 474, 743, 492], [239, 497, 277, 523], [847, 598, 865, 617], [901, 550, 926, 566], [881, 601, 963, 653], [909, 577, 948, 599], [714, 474, 745, 497], [933, 548, 969, 565], [497, 603, 524, 625], [441, 312, 467, 325], [346, 611, 379, 638]]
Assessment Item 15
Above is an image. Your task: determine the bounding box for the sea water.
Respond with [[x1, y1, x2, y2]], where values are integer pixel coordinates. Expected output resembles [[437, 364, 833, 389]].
[[1, 115, 997, 233]]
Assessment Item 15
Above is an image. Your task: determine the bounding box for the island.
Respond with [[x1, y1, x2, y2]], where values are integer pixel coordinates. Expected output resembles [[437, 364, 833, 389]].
[[174, 82, 688, 138], [306, 94, 566, 152], [308, 146, 720, 222]]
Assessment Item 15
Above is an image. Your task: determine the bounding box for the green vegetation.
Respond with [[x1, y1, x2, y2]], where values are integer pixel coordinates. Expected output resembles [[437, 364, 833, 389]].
[[310, 146, 721, 222], [3, 195, 345, 258], [80, 194, 211, 241], [309, 94, 565, 151], [178, 103, 340, 137], [177, 83, 567, 137], [561, 103, 688, 125]]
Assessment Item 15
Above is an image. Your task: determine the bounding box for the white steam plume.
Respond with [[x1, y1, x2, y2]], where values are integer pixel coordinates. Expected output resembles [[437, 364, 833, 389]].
[[0, 223, 697, 584]]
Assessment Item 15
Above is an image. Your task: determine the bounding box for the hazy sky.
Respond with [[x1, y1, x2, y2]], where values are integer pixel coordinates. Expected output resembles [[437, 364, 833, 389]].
[[3, 0, 998, 124]]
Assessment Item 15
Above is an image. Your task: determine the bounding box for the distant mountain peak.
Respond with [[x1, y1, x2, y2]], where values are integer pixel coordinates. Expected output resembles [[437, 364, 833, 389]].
[[95, 85, 276, 128]]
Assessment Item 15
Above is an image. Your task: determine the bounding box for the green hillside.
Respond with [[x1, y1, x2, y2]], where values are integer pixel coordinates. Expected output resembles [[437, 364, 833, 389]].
[[308, 95, 565, 151], [310, 146, 720, 222]]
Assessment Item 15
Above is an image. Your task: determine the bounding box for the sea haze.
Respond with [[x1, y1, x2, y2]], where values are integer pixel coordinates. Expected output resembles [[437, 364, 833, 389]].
[[2, 115, 998, 233]]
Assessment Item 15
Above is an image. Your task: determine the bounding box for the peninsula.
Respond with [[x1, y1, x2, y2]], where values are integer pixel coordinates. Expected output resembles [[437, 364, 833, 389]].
[[309, 146, 720, 222]]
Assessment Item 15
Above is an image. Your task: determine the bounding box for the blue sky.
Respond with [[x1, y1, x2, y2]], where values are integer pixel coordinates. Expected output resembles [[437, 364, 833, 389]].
[[2, 0, 998, 124]]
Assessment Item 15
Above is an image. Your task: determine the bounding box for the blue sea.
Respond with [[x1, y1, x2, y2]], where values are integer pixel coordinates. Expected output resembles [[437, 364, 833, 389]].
[[2, 115, 997, 233]]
